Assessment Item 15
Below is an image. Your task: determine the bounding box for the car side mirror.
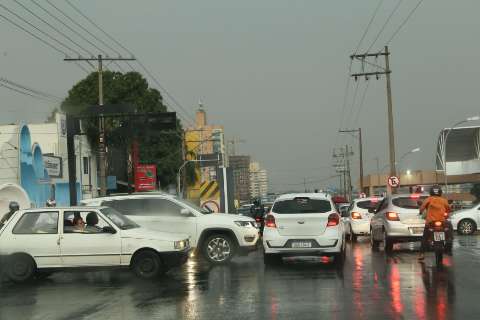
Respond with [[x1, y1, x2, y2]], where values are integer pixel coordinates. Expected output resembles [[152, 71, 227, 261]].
[[102, 226, 117, 234], [180, 208, 192, 216]]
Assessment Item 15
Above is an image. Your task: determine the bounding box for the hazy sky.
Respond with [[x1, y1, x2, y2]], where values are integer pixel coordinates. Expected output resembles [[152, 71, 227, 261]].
[[1, 0, 480, 192]]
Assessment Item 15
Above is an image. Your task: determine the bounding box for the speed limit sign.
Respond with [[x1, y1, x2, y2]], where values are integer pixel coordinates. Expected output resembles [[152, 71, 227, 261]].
[[388, 176, 400, 188]]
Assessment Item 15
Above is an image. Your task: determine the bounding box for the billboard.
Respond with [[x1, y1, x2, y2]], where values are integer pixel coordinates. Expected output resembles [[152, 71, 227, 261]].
[[135, 164, 157, 191], [43, 155, 62, 178]]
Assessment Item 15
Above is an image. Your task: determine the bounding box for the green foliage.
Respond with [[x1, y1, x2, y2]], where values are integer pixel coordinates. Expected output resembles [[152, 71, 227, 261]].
[[60, 71, 183, 188], [470, 183, 480, 202]]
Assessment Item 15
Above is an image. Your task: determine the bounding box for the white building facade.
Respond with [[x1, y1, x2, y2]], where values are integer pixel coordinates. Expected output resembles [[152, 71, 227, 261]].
[[249, 161, 268, 199]]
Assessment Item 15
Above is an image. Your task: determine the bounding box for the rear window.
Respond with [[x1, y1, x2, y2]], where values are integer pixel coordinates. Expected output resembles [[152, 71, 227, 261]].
[[356, 200, 380, 210], [272, 198, 331, 214], [392, 196, 428, 209]]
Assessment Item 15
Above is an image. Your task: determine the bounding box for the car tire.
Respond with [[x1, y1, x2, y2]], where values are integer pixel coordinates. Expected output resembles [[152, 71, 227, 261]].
[[370, 228, 381, 251], [263, 253, 282, 266], [7, 254, 36, 283], [457, 219, 476, 235], [132, 250, 164, 279], [350, 226, 357, 242], [202, 234, 236, 264], [384, 231, 394, 253], [334, 242, 346, 268]]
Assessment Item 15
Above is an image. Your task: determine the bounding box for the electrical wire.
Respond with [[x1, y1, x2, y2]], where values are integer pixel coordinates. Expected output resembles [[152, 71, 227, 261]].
[[365, 0, 405, 53], [386, 0, 426, 45], [0, 82, 59, 104], [0, 78, 62, 101], [353, 0, 385, 54]]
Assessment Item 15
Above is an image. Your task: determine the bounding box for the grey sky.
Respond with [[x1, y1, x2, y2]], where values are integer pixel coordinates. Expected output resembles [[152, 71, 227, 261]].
[[1, 0, 479, 192]]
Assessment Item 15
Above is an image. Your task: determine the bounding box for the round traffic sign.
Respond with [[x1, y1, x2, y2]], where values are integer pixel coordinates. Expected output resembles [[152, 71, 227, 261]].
[[201, 200, 220, 213], [388, 176, 400, 188]]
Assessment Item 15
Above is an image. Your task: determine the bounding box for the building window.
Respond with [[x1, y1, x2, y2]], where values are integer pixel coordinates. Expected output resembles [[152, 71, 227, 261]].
[[83, 157, 89, 175]]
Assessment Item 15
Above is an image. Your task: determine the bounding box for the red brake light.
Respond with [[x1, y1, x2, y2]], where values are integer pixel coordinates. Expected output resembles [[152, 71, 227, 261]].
[[327, 213, 340, 227], [255, 217, 261, 222], [386, 211, 400, 221], [351, 212, 362, 219], [265, 215, 276, 228], [434, 221, 443, 227], [444, 212, 449, 218], [410, 194, 420, 199]]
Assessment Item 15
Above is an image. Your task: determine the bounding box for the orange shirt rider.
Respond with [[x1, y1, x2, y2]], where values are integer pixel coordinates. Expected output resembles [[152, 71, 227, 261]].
[[420, 196, 450, 223]]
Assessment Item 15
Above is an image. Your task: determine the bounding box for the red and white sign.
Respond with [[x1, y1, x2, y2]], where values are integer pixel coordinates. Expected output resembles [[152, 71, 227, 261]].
[[388, 176, 400, 188], [201, 200, 220, 213], [135, 164, 157, 191]]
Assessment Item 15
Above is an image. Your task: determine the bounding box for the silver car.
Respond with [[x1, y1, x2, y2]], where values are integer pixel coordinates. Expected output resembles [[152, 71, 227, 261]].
[[370, 194, 428, 252]]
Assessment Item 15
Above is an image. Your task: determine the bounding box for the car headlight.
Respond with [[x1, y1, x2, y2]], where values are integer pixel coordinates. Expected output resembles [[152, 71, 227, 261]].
[[235, 221, 254, 227], [174, 239, 189, 250]]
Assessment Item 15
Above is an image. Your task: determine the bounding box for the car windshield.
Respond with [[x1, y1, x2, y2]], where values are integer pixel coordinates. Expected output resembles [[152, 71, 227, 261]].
[[100, 207, 139, 230], [176, 197, 212, 214], [392, 196, 428, 209], [272, 197, 331, 214]]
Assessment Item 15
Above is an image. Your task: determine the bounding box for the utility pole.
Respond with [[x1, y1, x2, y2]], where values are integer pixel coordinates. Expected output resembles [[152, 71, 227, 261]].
[[64, 55, 135, 196], [350, 46, 396, 192], [339, 128, 364, 195], [333, 146, 353, 199], [345, 144, 352, 201]]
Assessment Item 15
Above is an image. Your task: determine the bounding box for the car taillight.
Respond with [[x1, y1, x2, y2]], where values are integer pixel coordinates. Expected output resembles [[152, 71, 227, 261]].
[[327, 213, 340, 227], [255, 217, 261, 222], [351, 212, 362, 219], [443, 212, 449, 218], [386, 211, 400, 221], [264, 215, 276, 228], [434, 221, 443, 227]]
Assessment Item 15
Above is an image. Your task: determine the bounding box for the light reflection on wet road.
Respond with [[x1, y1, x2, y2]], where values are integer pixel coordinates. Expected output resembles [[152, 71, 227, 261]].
[[1, 236, 480, 319]]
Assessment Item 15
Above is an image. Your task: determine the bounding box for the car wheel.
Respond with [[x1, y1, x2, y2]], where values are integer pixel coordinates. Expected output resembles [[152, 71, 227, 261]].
[[458, 219, 476, 235], [263, 252, 282, 266], [203, 234, 235, 264], [7, 254, 36, 283], [350, 226, 357, 242], [132, 250, 164, 279], [370, 228, 380, 251], [383, 230, 393, 253]]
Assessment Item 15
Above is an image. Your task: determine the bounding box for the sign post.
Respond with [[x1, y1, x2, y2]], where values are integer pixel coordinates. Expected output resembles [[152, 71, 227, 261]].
[[388, 176, 400, 188]]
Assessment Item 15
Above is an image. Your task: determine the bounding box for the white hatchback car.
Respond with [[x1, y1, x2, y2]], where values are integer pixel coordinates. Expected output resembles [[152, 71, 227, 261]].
[[0, 207, 191, 282], [343, 196, 382, 242], [262, 193, 346, 267], [450, 203, 480, 235]]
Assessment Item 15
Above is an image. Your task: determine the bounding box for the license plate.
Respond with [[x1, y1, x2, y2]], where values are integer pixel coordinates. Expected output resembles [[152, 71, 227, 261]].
[[291, 241, 312, 248], [434, 232, 445, 241], [411, 227, 424, 235]]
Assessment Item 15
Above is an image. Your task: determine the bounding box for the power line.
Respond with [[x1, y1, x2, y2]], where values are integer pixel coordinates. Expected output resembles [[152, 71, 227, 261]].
[[61, 0, 196, 125], [0, 11, 89, 73], [12, 0, 91, 57], [0, 82, 58, 104], [353, 0, 385, 54], [386, 0, 426, 45], [0, 78, 62, 102], [365, 0, 405, 53]]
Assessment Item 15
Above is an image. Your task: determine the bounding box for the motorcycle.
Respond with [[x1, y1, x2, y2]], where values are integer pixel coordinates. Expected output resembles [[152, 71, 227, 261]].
[[426, 220, 453, 267]]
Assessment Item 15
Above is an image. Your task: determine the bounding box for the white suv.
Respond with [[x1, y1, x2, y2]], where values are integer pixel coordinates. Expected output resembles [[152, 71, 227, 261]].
[[262, 193, 346, 267], [81, 194, 259, 264], [0, 207, 190, 282]]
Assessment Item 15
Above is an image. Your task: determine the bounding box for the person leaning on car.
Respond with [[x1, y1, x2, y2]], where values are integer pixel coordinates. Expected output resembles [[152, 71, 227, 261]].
[[0, 201, 20, 228]]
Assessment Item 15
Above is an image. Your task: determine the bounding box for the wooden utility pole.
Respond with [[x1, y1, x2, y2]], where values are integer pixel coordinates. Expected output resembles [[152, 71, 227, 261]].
[[64, 55, 135, 196], [339, 128, 364, 195], [350, 46, 396, 192]]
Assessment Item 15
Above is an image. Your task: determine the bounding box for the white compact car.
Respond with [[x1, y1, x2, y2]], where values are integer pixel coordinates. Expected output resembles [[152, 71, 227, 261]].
[[450, 203, 480, 235], [343, 197, 382, 242], [0, 207, 191, 282], [81, 194, 259, 264], [262, 193, 346, 267]]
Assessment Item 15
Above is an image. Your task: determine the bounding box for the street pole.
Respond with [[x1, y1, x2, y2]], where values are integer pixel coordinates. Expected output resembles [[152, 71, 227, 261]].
[[64, 55, 136, 197], [339, 128, 364, 195], [350, 46, 396, 194], [384, 46, 396, 179]]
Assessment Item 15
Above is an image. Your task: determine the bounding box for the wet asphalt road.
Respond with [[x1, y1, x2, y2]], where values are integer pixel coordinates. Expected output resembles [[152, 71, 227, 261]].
[[1, 236, 480, 320]]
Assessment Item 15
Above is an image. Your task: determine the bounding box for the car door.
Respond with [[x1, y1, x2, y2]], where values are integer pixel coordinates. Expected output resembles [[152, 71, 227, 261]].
[[142, 198, 198, 244], [60, 210, 121, 267], [8, 210, 62, 268]]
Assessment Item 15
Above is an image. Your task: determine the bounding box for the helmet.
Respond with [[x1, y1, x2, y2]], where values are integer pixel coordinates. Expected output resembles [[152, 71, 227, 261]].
[[430, 184, 443, 196], [9, 201, 20, 212], [46, 199, 56, 207]]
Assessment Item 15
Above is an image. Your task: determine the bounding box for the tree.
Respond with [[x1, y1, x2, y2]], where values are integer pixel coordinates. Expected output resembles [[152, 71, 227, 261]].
[[470, 183, 480, 203], [60, 71, 183, 188]]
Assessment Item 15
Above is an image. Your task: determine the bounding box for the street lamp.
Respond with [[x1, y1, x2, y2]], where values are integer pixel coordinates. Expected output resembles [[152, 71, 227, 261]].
[[176, 155, 221, 196], [443, 115, 480, 193], [380, 147, 421, 174]]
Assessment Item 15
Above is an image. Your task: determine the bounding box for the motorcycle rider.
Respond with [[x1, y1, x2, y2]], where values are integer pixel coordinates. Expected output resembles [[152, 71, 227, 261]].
[[0, 201, 20, 227], [418, 185, 451, 261]]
